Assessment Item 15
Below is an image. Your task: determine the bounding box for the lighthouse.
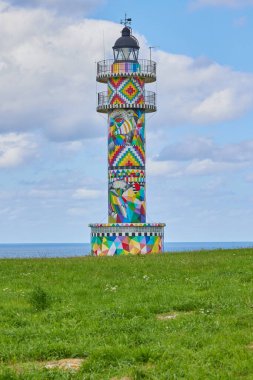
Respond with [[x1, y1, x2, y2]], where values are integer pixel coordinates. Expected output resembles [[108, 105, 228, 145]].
[[89, 18, 165, 256]]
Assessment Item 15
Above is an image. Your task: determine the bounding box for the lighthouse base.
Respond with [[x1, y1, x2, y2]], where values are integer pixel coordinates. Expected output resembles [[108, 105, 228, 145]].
[[89, 223, 165, 256]]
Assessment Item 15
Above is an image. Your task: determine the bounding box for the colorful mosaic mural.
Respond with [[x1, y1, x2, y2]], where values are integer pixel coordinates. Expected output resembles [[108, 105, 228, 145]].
[[108, 77, 144, 106], [91, 235, 162, 256], [108, 109, 146, 223], [111, 62, 141, 75], [109, 146, 145, 167], [90, 223, 165, 227], [108, 109, 145, 167], [109, 168, 145, 184], [108, 167, 146, 223], [108, 181, 145, 223]]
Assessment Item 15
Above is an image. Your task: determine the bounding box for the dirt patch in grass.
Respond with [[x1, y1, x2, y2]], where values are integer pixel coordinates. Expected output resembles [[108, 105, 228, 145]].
[[156, 311, 194, 320], [156, 313, 177, 320], [9, 358, 85, 373], [44, 358, 85, 371], [247, 343, 253, 350]]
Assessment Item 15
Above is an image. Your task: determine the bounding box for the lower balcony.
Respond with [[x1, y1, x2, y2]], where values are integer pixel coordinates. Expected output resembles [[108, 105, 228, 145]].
[[97, 91, 156, 113]]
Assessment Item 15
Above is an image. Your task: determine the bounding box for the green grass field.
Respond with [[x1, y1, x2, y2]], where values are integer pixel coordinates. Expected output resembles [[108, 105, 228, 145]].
[[0, 249, 253, 379]]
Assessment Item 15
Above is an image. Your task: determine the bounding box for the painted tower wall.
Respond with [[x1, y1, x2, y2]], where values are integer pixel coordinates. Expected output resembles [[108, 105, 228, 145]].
[[108, 69, 146, 224], [108, 109, 146, 223]]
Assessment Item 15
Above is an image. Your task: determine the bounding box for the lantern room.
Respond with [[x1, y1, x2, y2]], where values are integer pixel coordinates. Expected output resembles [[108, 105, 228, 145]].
[[113, 26, 140, 62]]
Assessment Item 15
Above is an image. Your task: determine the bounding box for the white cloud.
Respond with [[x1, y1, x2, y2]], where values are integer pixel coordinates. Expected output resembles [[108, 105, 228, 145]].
[[233, 16, 247, 28], [6, 0, 104, 15], [0, 133, 37, 168], [148, 137, 253, 177], [191, 89, 244, 122], [0, 1, 9, 11], [147, 157, 244, 178], [29, 189, 59, 199], [73, 188, 102, 200], [157, 137, 213, 161], [146, 159, 182, 177], [0, 2, 253, 144], [147, 159, 245, 178], [67, 207, 90, 216], [59, 141, 84, 152], [185, 159, 244, 175], [190, 0, 253, 8], [246, 173, 253, 182], [0, 3, 122, 141], [156, 51, 253, 126], [157, 137, 253, 163]]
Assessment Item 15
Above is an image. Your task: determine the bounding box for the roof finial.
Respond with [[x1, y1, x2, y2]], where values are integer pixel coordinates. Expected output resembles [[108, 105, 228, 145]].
[[120, 13, 132, 28]]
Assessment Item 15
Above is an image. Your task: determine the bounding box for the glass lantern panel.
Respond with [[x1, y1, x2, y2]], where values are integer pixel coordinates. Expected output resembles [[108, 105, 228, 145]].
[[113, 50, 119, 61], [114, 48, 139, 62], [121, 48, 131, 60], [132, 49, 139, 61]]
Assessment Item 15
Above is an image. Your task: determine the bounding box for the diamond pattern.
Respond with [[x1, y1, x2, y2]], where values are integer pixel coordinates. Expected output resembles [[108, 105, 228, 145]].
[[108, 77, 144, 106], [120, 79, 139, 102], [91, 235, 163, 256]]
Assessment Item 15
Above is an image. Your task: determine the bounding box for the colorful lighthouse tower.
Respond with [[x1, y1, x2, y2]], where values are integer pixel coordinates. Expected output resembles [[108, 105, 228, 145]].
[[89, 19, 165, 256]]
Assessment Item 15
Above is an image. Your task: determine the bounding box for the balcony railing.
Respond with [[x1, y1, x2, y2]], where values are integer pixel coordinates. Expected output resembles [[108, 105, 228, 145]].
[[97, 90, 156, 113], [97, 59, 156, 83], [97, 91, 109, 107]]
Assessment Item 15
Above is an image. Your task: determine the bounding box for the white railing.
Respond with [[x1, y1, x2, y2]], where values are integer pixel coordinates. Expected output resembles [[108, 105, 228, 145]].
[[97, 59, 156, 77], [97, 90, 156, 108]]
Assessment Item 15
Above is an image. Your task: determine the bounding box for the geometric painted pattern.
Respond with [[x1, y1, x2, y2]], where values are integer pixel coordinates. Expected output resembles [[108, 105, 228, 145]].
[[109, 181, 145, 223], [120, 79, 139, 101], [108, 167, 146, 224], [111, 62, 141, 75], [92, 232, 162, 237], [109, 145, 144, 167], [90, 223, 165, 228], [108, 77, 144, 106], [108, 108, 146, 223], [107, 85, 113, 102], [108, 109, 145, 166], [109, 77, 125, 88], [109, 168, 145, 184], [110, 93, 125, 105], [108, 109, 145, 145], [91, 235, 162, 256]]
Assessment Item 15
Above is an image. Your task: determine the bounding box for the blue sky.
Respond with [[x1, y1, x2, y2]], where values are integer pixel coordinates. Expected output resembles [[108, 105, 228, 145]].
[[0, 0, 252, 243]]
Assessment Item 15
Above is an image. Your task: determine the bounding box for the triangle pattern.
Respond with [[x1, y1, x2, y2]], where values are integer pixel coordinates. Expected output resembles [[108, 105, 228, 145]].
[[113, 146, 144, 167]]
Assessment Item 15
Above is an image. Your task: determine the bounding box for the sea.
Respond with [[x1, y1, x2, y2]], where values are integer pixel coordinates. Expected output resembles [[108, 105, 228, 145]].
[[0, 242, 252, 259]]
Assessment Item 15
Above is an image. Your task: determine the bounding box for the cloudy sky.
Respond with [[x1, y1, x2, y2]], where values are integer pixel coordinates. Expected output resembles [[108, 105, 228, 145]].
[[0, 0, 253, 243]]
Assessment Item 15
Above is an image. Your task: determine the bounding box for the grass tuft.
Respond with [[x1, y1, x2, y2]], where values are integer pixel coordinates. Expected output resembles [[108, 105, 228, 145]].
[[28, 286, 50, 311]]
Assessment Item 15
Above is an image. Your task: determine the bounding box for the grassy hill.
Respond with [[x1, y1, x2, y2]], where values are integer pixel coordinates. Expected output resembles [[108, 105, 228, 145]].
[[0, 249, 253, 379]]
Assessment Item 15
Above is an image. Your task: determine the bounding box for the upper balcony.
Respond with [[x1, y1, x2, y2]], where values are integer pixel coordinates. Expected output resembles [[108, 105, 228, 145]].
[[97, 59, 156, 83]]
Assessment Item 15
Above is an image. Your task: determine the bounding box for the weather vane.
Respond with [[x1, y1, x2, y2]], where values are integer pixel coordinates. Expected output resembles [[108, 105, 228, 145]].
[[120, 13, 132, 27]]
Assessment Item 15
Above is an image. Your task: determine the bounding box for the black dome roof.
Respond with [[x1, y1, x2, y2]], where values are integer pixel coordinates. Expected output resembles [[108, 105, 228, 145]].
[[113, 26, 139, 50]]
